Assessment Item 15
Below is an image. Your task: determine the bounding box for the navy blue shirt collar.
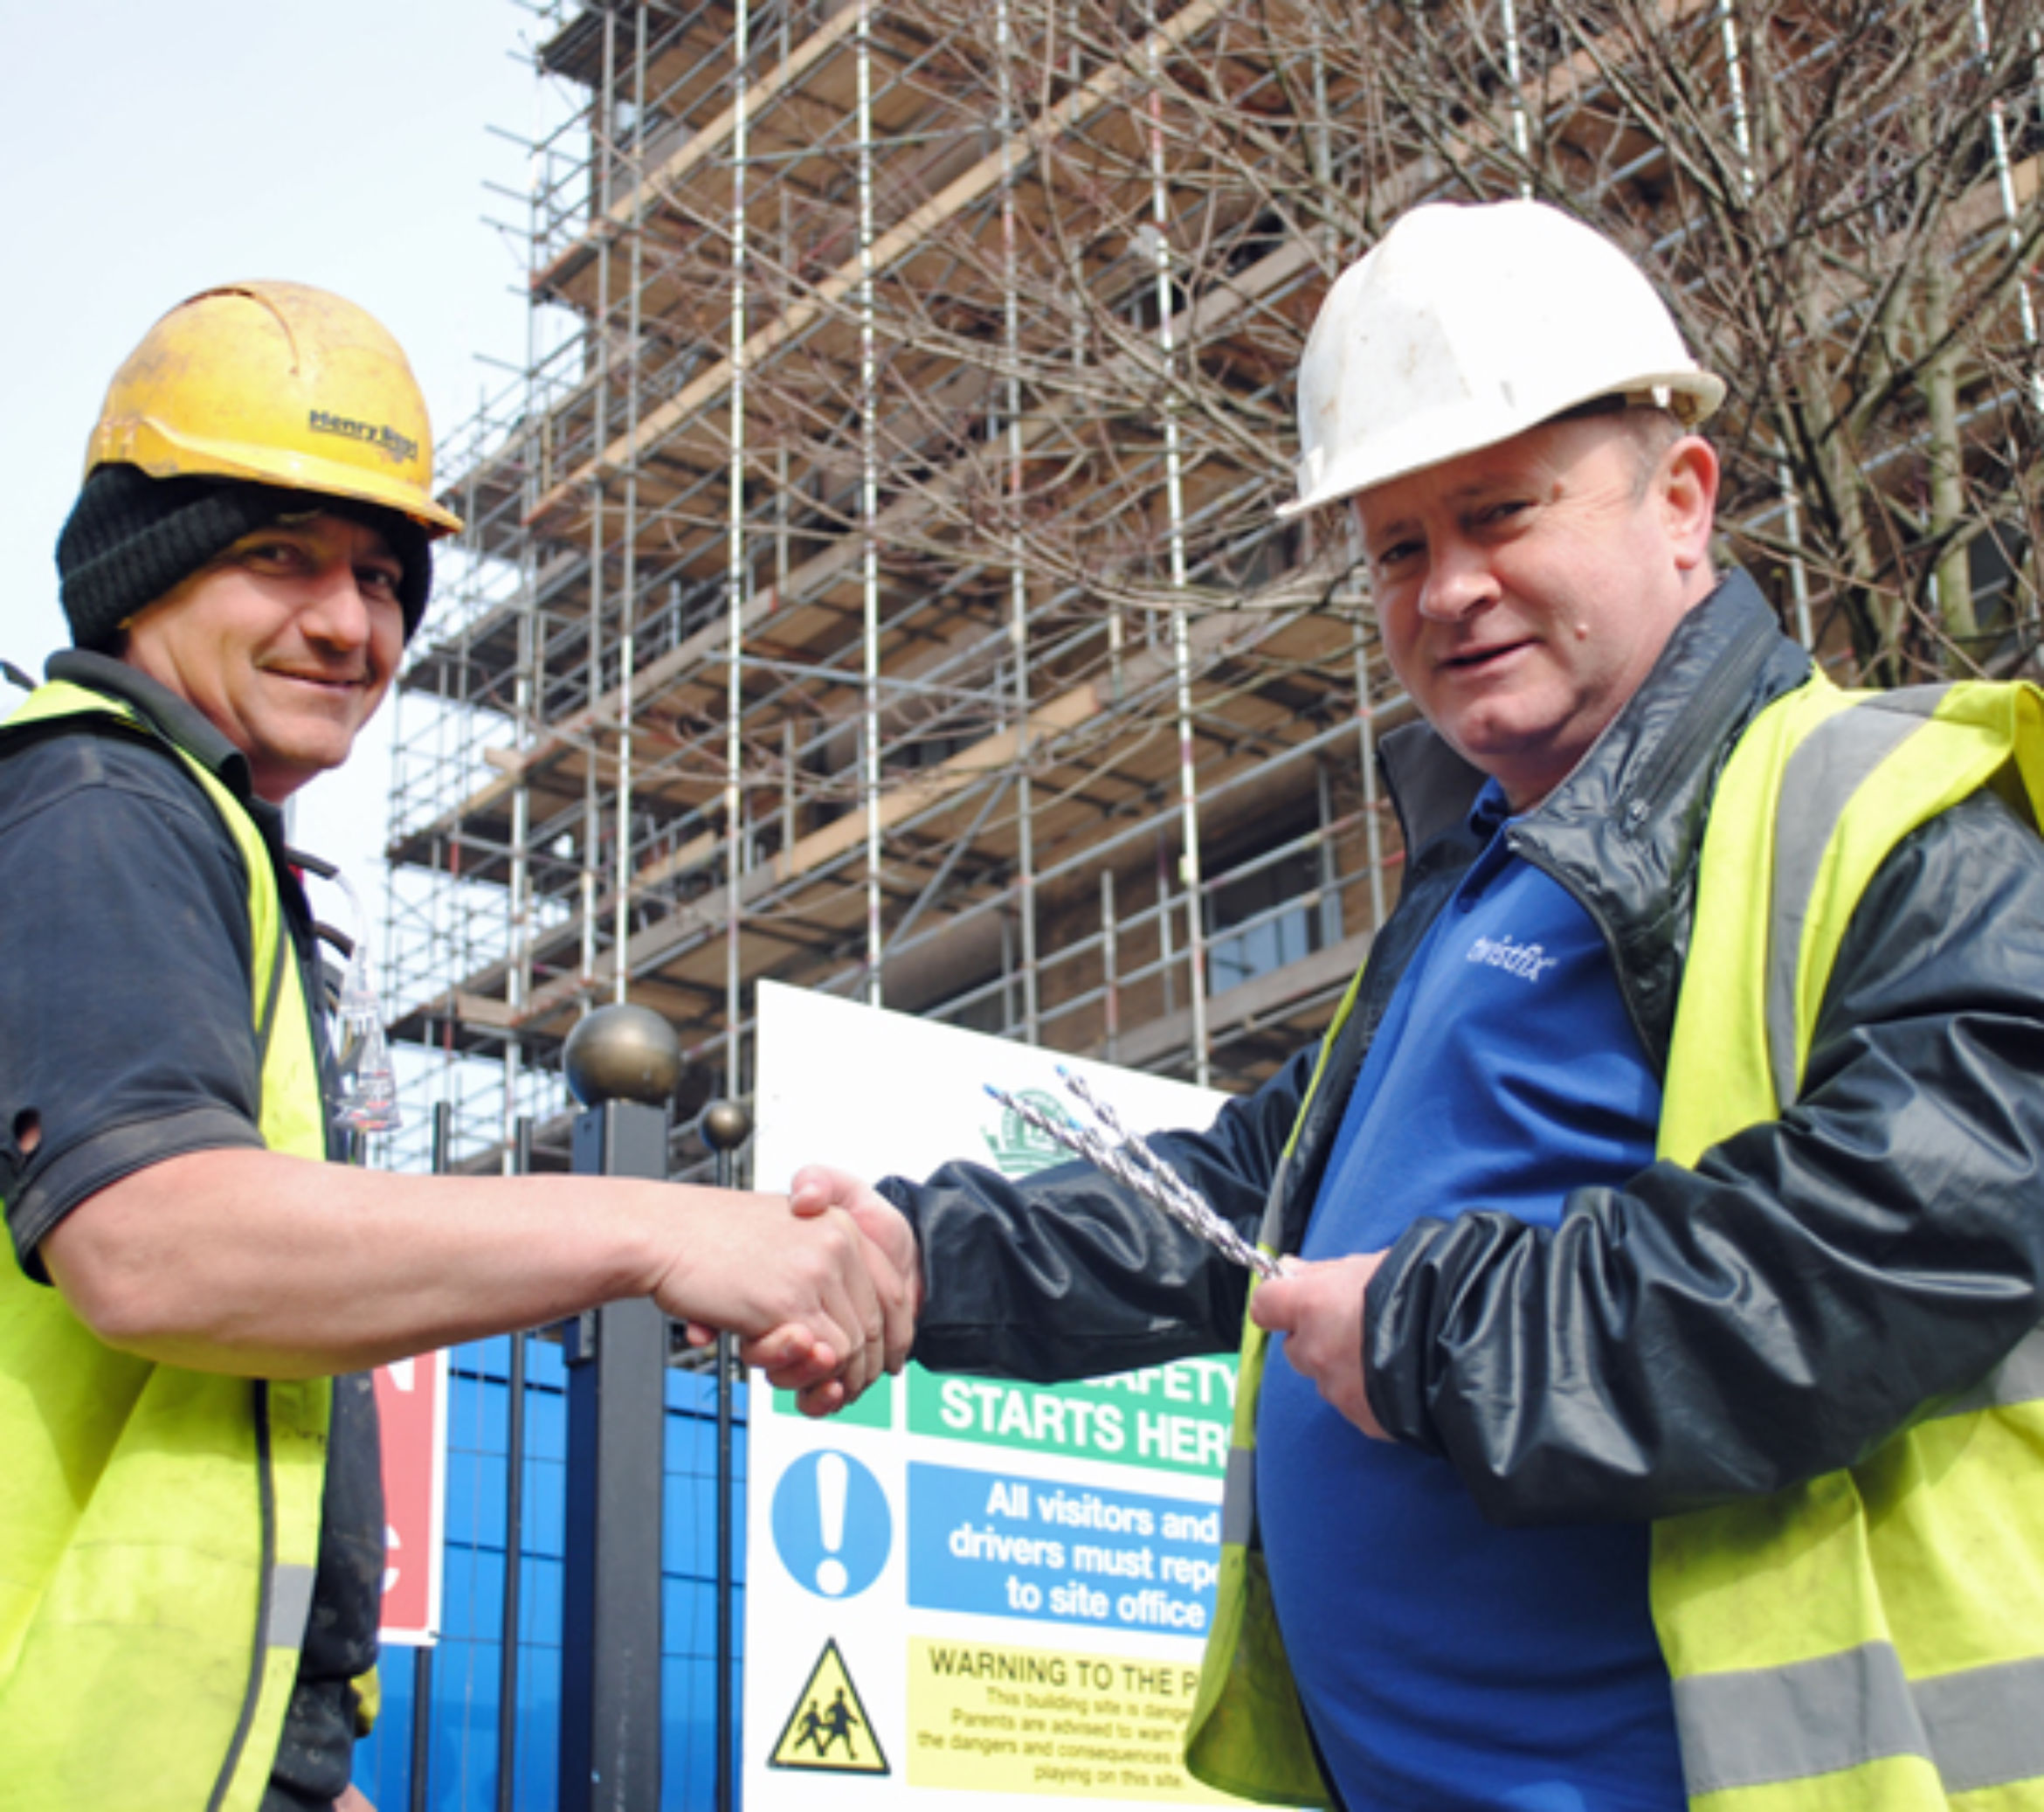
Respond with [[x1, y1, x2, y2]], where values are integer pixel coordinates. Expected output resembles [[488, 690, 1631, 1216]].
[[1467, 775, 1514, 840], [46, 649, 280, 841]]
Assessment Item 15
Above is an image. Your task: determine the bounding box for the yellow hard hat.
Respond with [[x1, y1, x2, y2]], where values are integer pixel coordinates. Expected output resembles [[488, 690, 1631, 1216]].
[[85, 280, 464, 537]]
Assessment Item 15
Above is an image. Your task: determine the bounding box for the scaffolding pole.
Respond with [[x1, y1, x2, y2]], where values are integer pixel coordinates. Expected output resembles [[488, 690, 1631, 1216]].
[[613, 3, 648, 1006], [1498, 0, 1532, 186], [1719, 0, 1816, 650], [726, 0, 751, 1096], [1147, 11, 1209, 1085], [506, 177, 540, 1153], [858, 0, 885, 1007], [1972, 0, 2044, 419], [998, 0, 1039, 1043], [580, 7, 618, 1003]]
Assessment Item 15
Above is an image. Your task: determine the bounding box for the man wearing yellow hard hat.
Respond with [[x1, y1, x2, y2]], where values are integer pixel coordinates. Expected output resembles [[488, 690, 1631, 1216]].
[[801, 201, 2044, 1809], [0, 284, 914, 1810]]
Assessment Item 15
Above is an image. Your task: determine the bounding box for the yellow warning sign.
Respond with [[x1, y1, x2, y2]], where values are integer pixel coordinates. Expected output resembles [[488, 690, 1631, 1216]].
[[907, 1638, 1232, 1802], [769, 1637, 890, 1776]]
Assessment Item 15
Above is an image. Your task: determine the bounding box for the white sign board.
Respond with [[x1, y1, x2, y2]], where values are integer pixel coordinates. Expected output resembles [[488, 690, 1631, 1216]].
[[748, 982, 1254, 1810]]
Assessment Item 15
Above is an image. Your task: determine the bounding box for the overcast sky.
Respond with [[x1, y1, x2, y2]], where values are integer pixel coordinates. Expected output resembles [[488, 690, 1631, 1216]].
[[4, 1, 553, 935]]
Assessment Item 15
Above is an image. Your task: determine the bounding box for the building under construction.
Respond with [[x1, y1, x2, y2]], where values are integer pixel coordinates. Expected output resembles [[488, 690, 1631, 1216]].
[[381, 0, 2042, 1175]]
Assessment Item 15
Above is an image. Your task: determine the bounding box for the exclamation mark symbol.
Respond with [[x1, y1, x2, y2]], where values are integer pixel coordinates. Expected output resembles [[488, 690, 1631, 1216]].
[[815, 1452, 849, 1596]]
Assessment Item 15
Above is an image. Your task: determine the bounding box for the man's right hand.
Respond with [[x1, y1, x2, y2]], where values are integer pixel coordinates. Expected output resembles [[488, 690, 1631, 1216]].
[[776, 1164, 924, 1414], [1250, 1252, 1387, 1439], [651, 1190, 896, 1408]]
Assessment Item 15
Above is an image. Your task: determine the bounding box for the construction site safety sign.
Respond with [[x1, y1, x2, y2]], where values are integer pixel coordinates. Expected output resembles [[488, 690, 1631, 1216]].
[[749, 981, 1259, 1811]]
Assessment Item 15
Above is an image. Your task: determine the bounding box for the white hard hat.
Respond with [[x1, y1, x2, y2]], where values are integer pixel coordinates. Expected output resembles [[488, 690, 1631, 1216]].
[[1284, 199, 1725, 516]]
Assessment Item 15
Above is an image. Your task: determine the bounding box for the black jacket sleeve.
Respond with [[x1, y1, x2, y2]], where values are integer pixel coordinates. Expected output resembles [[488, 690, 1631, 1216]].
[[1365, 789, 2044, 1525], [877, 1041, 1319, 1381]]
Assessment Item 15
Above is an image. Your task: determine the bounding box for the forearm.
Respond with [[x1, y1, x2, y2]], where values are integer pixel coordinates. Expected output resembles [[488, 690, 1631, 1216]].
[[883, 1156, 1253, 1381], [877, 1047, 1303, 1381], [45, 1146, 782, 1377]]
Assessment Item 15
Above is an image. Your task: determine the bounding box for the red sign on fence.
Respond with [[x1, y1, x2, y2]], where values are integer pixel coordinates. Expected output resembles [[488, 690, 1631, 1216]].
[[375, 1351, 448, 1646]]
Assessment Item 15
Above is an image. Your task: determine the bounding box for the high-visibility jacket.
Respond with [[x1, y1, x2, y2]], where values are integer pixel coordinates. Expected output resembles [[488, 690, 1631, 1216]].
[[0, 680, 333, 1812], [1185, 673, 2044, 1810]]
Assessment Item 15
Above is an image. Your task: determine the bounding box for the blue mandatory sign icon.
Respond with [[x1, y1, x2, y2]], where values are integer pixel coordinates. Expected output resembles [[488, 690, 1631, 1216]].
[[771, 1449, 893, 1601]]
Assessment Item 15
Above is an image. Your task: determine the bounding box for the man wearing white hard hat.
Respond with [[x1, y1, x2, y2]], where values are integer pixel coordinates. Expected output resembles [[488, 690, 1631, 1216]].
[[803, 197, 2044, 1809]]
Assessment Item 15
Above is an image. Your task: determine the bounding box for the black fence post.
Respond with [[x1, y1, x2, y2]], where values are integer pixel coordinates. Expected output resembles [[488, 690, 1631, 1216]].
[[411, 1103, 452, 1812], [559, 1006, 680, 1812], [497, 1114, 533, 1812], [698, 1100, 753, 1812]]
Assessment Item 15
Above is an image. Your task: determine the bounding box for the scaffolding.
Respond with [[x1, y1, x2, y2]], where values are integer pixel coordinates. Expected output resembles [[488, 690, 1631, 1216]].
[[383, 0, 2043, 1174]]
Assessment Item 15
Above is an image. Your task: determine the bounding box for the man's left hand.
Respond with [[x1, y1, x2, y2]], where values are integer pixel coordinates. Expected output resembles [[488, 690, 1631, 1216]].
[[1249, 1253, 1389, 1439]]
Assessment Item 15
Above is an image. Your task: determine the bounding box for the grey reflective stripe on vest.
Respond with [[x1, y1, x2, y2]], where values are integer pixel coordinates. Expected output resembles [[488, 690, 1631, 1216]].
[[1919, 1654, 2044, 1793], [1676, 1642, 2044, 1795], [1222, 1445, 1257, 1549], [265, 1560, 317, 1649], [1931, 1324, 2044, 1419], [1675, 1641, 1926, 1794], [1766, 688, 1949, 1110]]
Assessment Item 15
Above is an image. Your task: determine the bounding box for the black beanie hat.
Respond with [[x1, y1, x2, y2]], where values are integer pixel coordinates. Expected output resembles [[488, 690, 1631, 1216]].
[[56, 464, 432, 652]]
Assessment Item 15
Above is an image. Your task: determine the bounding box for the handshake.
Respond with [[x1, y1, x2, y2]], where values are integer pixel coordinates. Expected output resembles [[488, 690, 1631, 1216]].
[[659, 1152, 1385, 1438], [673, 1164, 922, 1417]]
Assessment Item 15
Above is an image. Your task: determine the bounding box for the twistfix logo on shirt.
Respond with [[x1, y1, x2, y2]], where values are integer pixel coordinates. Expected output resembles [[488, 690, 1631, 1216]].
[[1465, 933, 1559, 983], [307, 409, 419, 467]]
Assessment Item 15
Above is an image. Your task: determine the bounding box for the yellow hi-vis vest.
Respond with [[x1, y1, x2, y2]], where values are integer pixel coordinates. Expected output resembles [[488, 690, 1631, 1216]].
[[1184, 673, 2044, 1811], [0, 680, 333, 1812]]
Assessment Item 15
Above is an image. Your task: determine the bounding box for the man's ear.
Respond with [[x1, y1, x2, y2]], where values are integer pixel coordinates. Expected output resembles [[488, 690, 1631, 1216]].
[[1660, 435, 1719, 573]]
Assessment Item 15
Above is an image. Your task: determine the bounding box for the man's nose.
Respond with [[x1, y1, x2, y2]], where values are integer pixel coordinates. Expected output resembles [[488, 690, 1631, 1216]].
[[1417, 539, 1498, 622], [300, 559, 377, 647]]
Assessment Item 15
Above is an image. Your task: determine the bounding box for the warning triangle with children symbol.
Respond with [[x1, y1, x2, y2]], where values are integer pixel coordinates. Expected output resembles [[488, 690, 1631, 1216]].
[[768, 1637, 890, 1776]]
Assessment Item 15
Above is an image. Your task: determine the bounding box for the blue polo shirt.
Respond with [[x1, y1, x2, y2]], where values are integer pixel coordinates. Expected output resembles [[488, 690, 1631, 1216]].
[[1255, 782, 1685, 1809]]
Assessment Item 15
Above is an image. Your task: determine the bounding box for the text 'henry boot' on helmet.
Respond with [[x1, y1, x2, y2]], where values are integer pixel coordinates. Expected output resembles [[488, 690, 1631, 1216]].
[[85, 280, 463, 537]]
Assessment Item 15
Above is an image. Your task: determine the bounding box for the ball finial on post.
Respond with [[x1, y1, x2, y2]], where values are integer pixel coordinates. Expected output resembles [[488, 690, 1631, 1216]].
[[563, 1004, 685, 1109], [698, 1099, 753, 1153]]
